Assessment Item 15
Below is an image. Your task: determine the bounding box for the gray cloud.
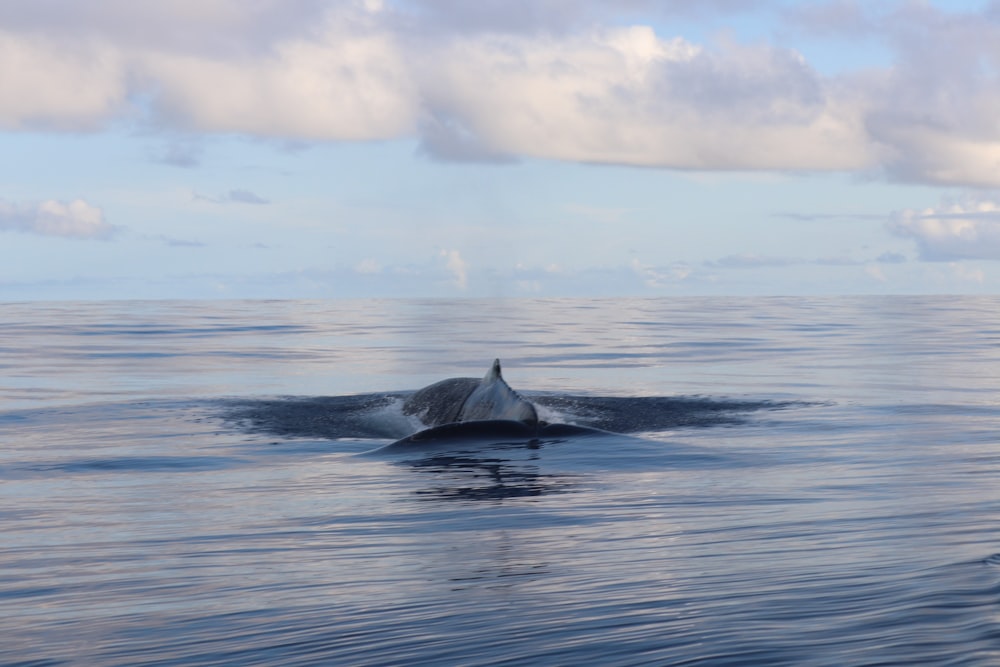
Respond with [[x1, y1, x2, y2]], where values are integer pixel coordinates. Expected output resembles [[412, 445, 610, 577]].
[[876, 252, 907, 264], [227, 189, 270, 205], [194, 189, 270, 205], [0, 0, 330, 58], [657, 41, 825, 125], [417, 110, 517, 163], [705, 252, 904, 269], [860, 4, 1000, 186], [398, 0, 590, 35], [705, 254, 797, 269], [772, 211, 885, 222], [155, 235, 206, 247], [784, 0, 879, 38], [398, 0, 762, 35], [151, 140, 203, 168]]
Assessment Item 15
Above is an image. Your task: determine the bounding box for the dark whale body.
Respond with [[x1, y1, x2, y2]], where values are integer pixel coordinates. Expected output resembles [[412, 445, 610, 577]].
[[375, 359, 604, 451], [402, 359, 539, 428]]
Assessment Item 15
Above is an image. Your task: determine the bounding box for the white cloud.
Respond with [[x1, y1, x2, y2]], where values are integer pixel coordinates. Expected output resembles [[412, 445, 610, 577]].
[[864, 264, 886, 283], [417, 26, 870, 170], [355, 258, 382, 274], [4, 2, 1000, 185], [0, 31, 125, 130], [0, 2, 415, 140], [440, 248, 469, 289], [630, 258, 692, 287], [888, 196, 1000, 261], [803, 2, 1000, 186], [140, 9, 416, 141], [870, 117, 1000, 189], [0, 199, 116, 239], [950, 262, 985, 285]]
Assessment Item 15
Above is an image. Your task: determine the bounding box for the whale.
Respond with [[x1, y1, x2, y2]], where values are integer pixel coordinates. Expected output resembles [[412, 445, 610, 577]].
[[376, 359, 604, 450], [222, 360, 790, 454], [402, 358, 538, 428]]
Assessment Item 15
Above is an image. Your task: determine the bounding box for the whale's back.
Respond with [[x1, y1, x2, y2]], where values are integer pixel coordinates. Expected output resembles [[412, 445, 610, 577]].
[[402, 377, 480, 426], [400, 359, 538, 428], [458, 359, 538, 425]]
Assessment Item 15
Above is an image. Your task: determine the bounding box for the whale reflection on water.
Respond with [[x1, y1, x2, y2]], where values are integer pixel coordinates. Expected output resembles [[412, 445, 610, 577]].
[[406, 453, 581, 501]]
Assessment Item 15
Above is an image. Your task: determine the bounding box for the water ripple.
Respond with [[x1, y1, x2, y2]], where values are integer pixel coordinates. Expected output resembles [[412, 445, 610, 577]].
[[4, 298, 1000, 665]]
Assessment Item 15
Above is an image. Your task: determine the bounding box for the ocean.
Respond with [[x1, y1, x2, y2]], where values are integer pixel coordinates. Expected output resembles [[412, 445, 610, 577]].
[[2, 296, 1000, 665]]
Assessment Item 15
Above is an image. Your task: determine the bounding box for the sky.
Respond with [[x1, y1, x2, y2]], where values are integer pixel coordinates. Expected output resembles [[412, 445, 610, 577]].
[[4, 0, 1000, 299]]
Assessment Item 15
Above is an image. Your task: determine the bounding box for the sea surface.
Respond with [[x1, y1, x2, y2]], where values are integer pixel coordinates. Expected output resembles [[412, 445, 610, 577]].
[[3, 297, 1000, 666]]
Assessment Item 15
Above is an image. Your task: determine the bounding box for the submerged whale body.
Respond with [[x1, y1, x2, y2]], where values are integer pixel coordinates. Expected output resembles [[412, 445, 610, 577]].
[[224, 365, 789, 449], [378, 359, 601, 450]]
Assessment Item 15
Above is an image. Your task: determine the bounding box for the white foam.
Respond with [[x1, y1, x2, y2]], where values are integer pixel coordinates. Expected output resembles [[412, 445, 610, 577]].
[[533, 399, 589, 427], [358, 396, 426, 439]]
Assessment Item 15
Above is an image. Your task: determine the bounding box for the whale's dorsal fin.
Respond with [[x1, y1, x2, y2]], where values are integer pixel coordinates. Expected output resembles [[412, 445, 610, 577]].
[[458, 358, 538, 426]]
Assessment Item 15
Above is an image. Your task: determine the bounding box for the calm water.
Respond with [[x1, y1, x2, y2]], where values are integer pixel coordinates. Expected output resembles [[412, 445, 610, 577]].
[[3, 297, 1000, 665]]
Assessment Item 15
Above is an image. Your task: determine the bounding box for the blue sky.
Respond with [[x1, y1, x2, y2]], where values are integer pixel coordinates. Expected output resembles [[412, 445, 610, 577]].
[[3, 0, 1000, 298]]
